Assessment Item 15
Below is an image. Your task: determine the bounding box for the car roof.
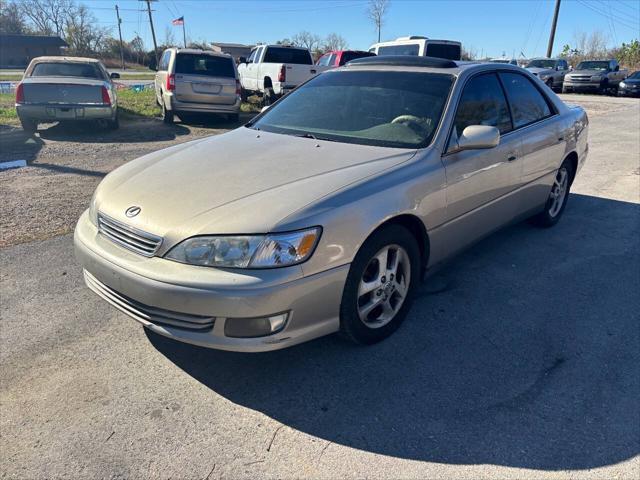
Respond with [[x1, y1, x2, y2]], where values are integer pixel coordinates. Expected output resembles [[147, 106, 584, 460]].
[[30, 56, 101, 63], [343, 55, 523, 76], [171, 48, 231, 58]]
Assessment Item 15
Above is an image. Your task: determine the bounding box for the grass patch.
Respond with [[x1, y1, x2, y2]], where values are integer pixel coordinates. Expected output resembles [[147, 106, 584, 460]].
[[0, 93, 18, 125], [117, 89, 161, 118]]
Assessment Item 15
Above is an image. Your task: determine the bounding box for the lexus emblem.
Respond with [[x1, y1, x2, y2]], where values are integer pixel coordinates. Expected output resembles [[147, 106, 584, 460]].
[[125, 206, 141, 218]]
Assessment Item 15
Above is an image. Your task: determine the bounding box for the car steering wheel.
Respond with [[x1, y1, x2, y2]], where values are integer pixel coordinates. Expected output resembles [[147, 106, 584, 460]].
[[391, 115, 431, 135]]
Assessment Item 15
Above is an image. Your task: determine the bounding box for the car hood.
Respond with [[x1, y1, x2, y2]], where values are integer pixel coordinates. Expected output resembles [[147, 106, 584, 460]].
[[526, 67, 554, 76], [567, 70, 607, 77], [622, 78, 640, 84], [95, 127, 417, 246]]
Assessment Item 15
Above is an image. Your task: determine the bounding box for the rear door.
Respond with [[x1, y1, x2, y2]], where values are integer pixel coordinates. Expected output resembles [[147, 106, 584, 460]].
[[173, 53, 237, 106]]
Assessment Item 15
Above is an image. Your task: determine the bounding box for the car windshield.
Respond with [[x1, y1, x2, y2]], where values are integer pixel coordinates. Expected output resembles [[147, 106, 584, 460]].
[[249, 70, 454, 149], [491, 59, 512, 64], [30, 62, 103, 79], [627, 71, 640, 79], [175, 54, 235, 77], [576, 61, 610, 70], [527, 59, 557, 68]]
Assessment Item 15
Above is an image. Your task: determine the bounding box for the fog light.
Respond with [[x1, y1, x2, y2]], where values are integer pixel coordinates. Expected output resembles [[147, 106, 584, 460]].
[[224, 313, 289, 338]]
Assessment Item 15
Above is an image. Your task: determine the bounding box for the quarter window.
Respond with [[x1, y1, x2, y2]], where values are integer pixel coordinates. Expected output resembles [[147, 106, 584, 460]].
[[451, 72, 512, 146], [499, 72, 553, 128]]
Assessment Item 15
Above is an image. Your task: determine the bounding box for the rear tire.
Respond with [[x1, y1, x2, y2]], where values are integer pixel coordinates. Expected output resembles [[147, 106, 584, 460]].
[[263, 87, 274, 107], [161, 101, 174, 124], [107, 111, 119, 130], [530, 159, 574, 228], [546, 78, 554, 90], [339, 224, 420, 345], [19, 117, 37, 134]]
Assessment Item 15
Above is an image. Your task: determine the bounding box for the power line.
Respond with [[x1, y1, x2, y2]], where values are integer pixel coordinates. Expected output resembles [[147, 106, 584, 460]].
[[576, 0, 639, 31]]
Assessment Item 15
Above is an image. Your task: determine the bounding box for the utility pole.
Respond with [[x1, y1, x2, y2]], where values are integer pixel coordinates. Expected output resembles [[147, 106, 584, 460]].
[[140, 0, 159, 68], [115, 5, 125, 70], [546, 0, 561, 58]]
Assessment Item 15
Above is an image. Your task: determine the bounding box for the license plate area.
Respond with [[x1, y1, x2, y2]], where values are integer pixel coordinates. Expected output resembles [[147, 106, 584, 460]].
[[192, 82, 222, 94]]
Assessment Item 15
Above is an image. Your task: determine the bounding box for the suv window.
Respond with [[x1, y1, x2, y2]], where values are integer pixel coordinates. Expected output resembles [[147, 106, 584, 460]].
[[31, 62, 103, 79], [175, 54, 235, 77], [377, 44, 420, 56], [340, 51, 375, 65], [451, 72, 512, 147], [425, 43, 461, 61], [159, 50, 171, 71], [499, 72, 552, 128], [263, 47, 312, 65]]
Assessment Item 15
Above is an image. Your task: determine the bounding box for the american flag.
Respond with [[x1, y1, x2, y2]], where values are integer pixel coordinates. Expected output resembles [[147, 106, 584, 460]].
[[172, 16, 184, 26]]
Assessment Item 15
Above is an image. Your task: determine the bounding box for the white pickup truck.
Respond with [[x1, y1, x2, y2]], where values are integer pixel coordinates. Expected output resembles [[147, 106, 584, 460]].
[[238, 45, 330, 104]]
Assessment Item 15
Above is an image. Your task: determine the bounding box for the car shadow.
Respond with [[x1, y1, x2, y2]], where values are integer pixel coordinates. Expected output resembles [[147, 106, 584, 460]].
[[176, 111, 258, 129], [147, 193, 640, 471], [0, 127, 44, 163], [36, 117, 191, 143]]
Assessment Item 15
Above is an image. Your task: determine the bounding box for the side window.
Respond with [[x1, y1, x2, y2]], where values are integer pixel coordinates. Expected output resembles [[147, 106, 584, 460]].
[[247, 49, 257, 64], [499, 72, 552, 128], [328, 53, 338, 66], [316, 54, 329, 66], [450, 72, 512, 149], [159, 51, 171, 71], [560, 60, 568, 70], [254, 47, 264, 62]]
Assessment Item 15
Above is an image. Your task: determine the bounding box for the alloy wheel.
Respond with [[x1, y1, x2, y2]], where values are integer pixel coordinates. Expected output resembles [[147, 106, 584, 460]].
[[357, 244, 411, 328], [549, 167, 569, 217]]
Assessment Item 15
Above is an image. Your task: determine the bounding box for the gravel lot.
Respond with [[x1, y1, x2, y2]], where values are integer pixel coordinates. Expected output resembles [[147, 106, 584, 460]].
[[1, 94, 639, 479]]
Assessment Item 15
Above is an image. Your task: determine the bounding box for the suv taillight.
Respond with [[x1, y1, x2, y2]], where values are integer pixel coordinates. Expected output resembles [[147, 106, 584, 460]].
[[278, 65, 286, 83], [166, 73, 176, 91], [16, 83, 24, 104], [101, 86, 111, 105], [235, 79, 241, 96]]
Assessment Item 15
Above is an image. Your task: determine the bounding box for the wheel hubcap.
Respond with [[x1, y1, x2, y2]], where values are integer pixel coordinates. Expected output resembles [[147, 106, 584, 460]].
[[548, 167, 569, 217], [357, 244, 411, 328]]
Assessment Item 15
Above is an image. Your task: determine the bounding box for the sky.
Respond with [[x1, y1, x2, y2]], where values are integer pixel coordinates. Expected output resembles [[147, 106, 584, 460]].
[[86, 0, 640, 59]]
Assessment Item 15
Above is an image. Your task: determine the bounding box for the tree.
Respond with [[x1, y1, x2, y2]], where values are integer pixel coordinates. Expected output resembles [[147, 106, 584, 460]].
[[163, 26, 176, 48], [19, 0, 72, 37], [0, 0, 27, 34], [64, 4, 110, 56], [367, 0, 389, 43], [323, 33, 348, 52], [292, 31, 321, 52]]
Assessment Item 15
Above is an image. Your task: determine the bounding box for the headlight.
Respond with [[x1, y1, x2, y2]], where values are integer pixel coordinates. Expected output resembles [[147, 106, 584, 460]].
[[539, 74, 549, 80], [619, 82, 627, 88], [165, 227, 321, 268]]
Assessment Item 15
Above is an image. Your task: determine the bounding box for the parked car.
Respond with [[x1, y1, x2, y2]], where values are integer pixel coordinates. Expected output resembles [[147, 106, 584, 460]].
[[316, 50, 376, 68], [369, 36, 462, 60], [154, 48, 241, 124], [15, 56, 119, 133], [525, 58, 570, 91], [489, 57, 518, 66], [563, 59, 628, 94], [618, 70, 640, 97], [238, 45, 330, 105], [75, 56, 588, 352]]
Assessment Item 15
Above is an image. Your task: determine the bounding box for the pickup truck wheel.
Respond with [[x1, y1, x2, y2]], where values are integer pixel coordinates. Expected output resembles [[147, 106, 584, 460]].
[[263, 87, 274, 107], [530, 159, 574, 228], [598, 80, 609, 95], [161, 101, 174, 124], [19, 117, 37, 134], [339, 224, 420, 345], [546, 78, 554, 90]]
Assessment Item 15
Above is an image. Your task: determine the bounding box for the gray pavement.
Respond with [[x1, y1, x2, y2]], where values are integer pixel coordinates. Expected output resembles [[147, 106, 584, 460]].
[[1, 96, 639, 479]]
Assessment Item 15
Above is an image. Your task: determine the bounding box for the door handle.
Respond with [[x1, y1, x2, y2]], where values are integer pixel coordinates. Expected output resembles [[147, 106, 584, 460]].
[[558, 136, 564, 142], [507, 155, 517, 162], [310, 69, 317, 74]]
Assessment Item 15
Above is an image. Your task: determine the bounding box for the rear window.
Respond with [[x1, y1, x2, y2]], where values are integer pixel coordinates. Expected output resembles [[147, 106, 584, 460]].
[[425, 43, 461, 60], [340, 51, 376, 65], [30, 62, 103, 79], [263, 47, 312, 65], [377, 44, 420, 56], [175, 54, 235, 77]]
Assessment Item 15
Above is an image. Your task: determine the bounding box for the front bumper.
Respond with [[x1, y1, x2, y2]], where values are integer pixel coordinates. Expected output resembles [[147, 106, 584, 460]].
[[563, 81, 602, 91], [618, 87, 640, 97], [74, 210, 347, 352], [16, 103, 116, 122]]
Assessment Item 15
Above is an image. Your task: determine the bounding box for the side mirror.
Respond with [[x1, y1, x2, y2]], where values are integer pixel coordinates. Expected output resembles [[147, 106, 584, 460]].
[[614, 65, 620, 72], [457, 125, 500, 150], [110, 72, 120, 79], [239, 56, 247, 64], [261, 105, 270, 113]]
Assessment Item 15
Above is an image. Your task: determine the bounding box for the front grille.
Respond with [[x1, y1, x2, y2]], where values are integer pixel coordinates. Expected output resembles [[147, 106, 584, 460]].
[[98, 212, 162, 257], [84, 270, 216, 331], [571, 75, 591, 82]]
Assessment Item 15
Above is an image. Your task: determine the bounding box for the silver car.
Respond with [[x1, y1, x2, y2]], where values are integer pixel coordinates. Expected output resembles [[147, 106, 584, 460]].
[[75, 56, 588, 352], [154, 48, 241, 124], [16, 56, 119, 133]]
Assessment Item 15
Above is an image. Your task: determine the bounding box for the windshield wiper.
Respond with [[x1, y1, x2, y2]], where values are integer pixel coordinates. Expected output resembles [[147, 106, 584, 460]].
[[294, 132, 318, 140]]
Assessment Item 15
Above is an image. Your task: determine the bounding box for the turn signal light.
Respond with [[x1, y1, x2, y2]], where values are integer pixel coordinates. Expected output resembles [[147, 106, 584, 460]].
[[278, 65, 286, 83], [166, 73, 176, 91], [235, 79, 241, 96]]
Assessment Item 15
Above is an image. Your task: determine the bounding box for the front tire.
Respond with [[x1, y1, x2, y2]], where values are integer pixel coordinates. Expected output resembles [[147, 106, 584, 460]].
[[340, 224, 420, 345], [546, 78, 554, 90], [530, 159, 574, 228]]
